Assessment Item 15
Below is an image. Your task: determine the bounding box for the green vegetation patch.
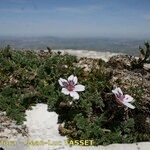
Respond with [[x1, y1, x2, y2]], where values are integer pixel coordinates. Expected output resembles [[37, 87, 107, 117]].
[[0, 46, 149, 145]]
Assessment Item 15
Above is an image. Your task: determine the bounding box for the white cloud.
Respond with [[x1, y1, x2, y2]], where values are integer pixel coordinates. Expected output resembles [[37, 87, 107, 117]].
[[6, 0, 29, 4], [0, 8, 50, 13], [142, 14, 150, 20], [0, 4, 103, 14], [55, 5, 103, 14]]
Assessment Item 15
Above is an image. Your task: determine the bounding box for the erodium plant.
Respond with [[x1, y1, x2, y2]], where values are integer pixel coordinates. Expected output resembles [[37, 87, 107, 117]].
[[58, 75, 85, 100], [0, 46, 149, 145], [112, 87, 135, 109]]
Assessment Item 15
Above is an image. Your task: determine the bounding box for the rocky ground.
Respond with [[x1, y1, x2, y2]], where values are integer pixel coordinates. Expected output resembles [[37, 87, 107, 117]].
[[0, 50, 150, 150], [0, 112, 27, 139]]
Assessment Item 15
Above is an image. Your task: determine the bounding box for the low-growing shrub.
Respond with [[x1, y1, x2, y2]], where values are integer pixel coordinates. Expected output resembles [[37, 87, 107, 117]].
[[131, 42, 150, 69], [0, 46, 149, 145]]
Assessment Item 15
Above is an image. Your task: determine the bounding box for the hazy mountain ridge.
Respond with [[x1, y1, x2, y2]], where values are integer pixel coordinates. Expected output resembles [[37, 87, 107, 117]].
[[0, 36, 148, 55]]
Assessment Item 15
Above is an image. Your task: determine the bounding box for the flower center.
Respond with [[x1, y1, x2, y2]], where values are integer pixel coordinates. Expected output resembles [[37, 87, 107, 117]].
[[67, 84, 74, 91], [116, 93, 125, 101], [65, 81, 75, 91]]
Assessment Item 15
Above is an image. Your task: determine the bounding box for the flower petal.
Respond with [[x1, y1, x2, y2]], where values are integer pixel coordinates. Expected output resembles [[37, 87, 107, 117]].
[[124, 94, 134, 102], [112, 87, 123, 97], [73, 76, 78, 84], [68, 75, 74, 81], [61, 88, 70, 95], [58, 78, 68, 86], [70, 91, 79, 100], [123, 102, 135, 109], [112, 88, 118, 95], [74, 85, 85, 92], [117, 87, 123, 95]]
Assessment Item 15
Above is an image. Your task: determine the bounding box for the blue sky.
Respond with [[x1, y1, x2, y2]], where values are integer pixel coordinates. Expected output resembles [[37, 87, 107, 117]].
[[0, 0, 150, 38]]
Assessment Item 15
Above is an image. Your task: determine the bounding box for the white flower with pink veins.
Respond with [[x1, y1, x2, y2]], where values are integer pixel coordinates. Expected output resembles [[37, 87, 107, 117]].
[[112, 87, 135, 109], [58, 75, 85, 100]]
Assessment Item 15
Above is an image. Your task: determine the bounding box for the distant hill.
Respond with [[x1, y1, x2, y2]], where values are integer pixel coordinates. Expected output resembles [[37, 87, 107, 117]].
[[0, 36, 149, 55]]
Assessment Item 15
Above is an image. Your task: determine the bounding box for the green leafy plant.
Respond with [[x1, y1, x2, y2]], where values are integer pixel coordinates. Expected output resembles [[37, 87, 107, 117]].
[[0, 45, 149, 144], [131, 42, 150, 69]]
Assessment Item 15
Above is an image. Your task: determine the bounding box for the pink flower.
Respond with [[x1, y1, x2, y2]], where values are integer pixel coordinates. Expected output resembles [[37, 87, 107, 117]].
[[58, 75, 85, 100], [112, 87, 135, 109]]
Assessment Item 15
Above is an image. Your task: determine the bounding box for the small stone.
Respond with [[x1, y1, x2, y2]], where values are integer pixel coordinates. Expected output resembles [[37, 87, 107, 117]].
[[144, 63, 150, 71], [0, 112, 6, 116]]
